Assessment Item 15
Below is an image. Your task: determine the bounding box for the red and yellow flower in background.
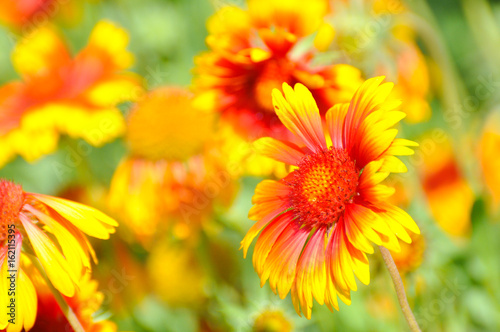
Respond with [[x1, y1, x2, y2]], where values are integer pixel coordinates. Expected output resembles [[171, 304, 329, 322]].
[[242, 77, 420, 319], [26, 264, 116, 332], [108, 87, 237, 247], [193, 0, 362, 142], [480, 109, 500, 209], [419, 133, 473, 237], [0, 0, 55, 28], [315, 0, 432, 123], [0, 179, 117, 332], [0, 20, 142, 168]]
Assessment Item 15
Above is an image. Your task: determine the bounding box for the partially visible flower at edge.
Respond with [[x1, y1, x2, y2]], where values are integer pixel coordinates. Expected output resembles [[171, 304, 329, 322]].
[[0, 179, 117, 332], [0, 20, 143, 168]]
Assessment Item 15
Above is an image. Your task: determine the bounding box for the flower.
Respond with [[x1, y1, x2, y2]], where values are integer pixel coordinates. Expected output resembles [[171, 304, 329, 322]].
[[315, 0, 431, 123], [27, 263, 116, 332], [108, 87, 236, 246], [419, 133, 473, 237], [480, 110, 500, 208], [241, 77, 420, 318], [0, 179, 117, 332], [147, 241, 207, 308], [193, 0, 362, 142], [253, 309, 293, 332], [0, 0, 56, 28], [391, 232, 425, 275], [0, 20, 142, 167]]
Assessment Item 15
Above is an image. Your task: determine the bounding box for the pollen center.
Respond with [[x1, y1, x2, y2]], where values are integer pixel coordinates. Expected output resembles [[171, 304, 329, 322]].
[[0, 180, 24, 242], [286, 148, 358, 227]]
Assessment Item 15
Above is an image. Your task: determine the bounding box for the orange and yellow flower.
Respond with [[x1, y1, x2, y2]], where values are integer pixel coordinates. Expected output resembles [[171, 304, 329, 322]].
[[0, 179, 117, 332], [108, 87, 236, 246], [0, 0, 57, 28], [241, 77, 420, 319], [27, 264, 116, 332], [193, 0, 362, 142], [479, 110, 500, 209], [419, 134, 473, 237], [0, 20, 142, 167]]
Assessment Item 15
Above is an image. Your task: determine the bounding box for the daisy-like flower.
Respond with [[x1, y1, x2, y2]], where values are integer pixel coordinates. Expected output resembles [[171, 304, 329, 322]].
[[25, 262, 116, 332], [241, 77, 420, 318], [193, 0, 362, 142], [108, 87, 236, 246], [419, 133, 473, 237], [0, 20, 142, 168], [0, 179, 117, 332]]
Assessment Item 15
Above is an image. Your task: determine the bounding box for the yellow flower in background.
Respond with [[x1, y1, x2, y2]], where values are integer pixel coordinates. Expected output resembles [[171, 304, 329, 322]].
[[480, 110, 500, 208], [0, 20, 142, 168], [315, 0, 432, 123], [194, 0, 362, 143], [419, 134, 473, 237], [108, 87, 237, 247], [242, 77, 419, 319], [0, 0, 57, 28], [0, 179, 117, 332], [253, 309, 293, 332], [147, 241, 207, 308], [27, 263, 116, 332]]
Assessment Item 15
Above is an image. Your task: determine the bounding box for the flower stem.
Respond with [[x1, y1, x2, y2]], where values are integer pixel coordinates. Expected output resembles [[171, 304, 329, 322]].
[[30, 255, 85, 332], [379, 246, 421, 332]]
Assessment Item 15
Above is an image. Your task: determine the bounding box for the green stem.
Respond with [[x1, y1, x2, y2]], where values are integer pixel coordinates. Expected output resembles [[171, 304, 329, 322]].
[[380, 246, 421, 332], [30, 255, 85, 332]]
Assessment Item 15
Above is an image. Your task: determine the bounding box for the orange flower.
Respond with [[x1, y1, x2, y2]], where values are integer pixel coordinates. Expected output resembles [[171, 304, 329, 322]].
[[391, 232, 425, 275], [193, 0, 362, 141], [108, 87, 236, 246], [0, 179, 117, 332], [0, 0, 56, 28], [419, 134, 473, 237], [241, 77, 420, 319], [0, 21, 142, 167], [479, 110, 500, 208]]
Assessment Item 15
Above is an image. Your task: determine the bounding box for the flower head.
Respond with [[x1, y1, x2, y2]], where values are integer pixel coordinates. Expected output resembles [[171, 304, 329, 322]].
[[0, 179, 117, 331], [108, 87, 236, 246], [193, 0, 362, 141], [0, 0, 56, 28], [0, 21, 142, 167], [419, 133, 473, 237], [241, 77, 420, 318]]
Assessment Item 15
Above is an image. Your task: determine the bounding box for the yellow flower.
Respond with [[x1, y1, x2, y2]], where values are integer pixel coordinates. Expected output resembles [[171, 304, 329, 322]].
[[0, 21, 142, 167], [0, 179, 117, 332], [147, 241, 206, 307], [253, 309, 293, 332], [108, 87, 236, 246]]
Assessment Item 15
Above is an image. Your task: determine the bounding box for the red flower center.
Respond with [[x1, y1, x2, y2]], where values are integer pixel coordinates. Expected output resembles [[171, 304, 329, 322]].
[[0, 180, 24, 242], [286, 148, 358, 227]]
